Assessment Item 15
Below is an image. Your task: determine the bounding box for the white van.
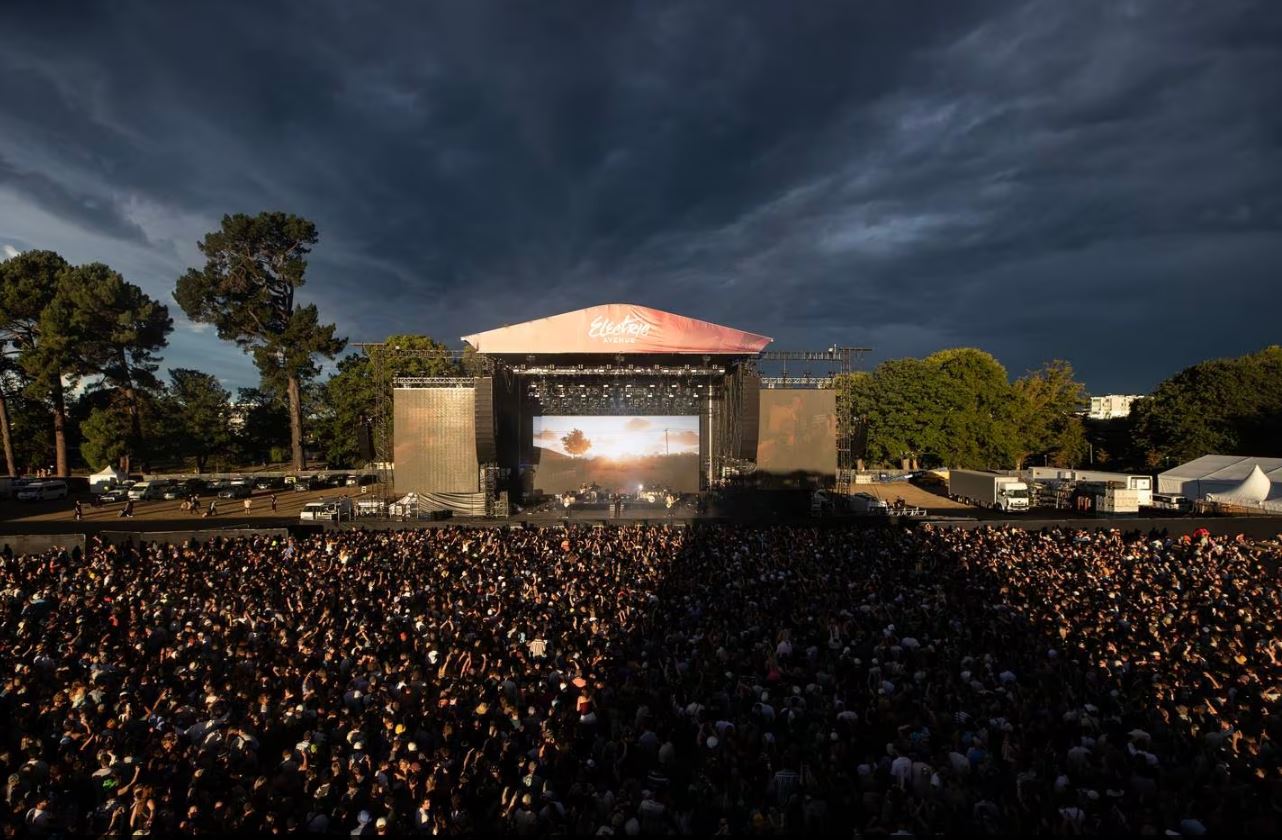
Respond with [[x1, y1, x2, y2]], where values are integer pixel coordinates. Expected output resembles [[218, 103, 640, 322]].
[[127, 480, 169, 501], [17, 480, 68, 501]]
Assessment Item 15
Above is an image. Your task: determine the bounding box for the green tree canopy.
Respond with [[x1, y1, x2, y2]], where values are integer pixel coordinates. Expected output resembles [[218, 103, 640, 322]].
[[0, 250, 74, 474], [43, 263, 172, 470], [1010, 359, 1088, 468], [79, 403, 133, 472], [316, 354, 375, 468], [166, 368, 233, 471], [317, 335, 461, 467], [0, 366, 52, 473], [1133, 346, 1282, 465], [836, 351, 1088, 469], [176, 212, 346, 469], [232, 387, 291, 466]]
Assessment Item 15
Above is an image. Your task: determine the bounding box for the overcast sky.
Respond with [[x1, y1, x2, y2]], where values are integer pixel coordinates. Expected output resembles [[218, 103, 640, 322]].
[[2, 0, 1279, 394]]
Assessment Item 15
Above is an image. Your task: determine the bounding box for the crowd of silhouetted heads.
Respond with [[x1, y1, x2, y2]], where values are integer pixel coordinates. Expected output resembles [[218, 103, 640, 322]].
[[2, 522, 1280, 836]]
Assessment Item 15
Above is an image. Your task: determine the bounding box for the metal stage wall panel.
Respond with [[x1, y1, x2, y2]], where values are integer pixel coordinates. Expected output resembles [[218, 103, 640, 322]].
[[394, 387, 480, 493]]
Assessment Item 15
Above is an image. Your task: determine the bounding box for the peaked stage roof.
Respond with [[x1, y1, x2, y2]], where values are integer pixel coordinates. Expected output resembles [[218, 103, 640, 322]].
[[462, 304, 772, 355]]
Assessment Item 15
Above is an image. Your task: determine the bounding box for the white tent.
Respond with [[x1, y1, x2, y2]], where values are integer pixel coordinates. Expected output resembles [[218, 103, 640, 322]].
[[1159, 455, 1282, 509], [89, 465, 128, 492], [1206, 465, 1272, 505]]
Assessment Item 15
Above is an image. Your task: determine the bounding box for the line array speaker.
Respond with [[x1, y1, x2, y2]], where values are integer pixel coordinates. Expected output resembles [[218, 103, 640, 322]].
[[474, 376, 497, 463], [738, 372, 760, 460], [357, 422, 374, 462]]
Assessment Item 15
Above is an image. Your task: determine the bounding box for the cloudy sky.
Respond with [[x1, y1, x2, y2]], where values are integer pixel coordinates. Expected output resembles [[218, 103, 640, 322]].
[[2, 0, 1279, 393]]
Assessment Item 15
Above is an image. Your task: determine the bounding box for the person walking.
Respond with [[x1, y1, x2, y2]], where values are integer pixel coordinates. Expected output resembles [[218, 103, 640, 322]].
[[73, 499, 83, 521], [270, 493, 278, 513], [204, 499, 217, 518], [243, 497, 252, 515], [118, 500, 135, 518]]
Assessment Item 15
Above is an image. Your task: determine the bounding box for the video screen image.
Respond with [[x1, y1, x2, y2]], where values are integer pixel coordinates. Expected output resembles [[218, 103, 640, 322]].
[[532, 415, 700, 494], [756, 390, 837, 479]]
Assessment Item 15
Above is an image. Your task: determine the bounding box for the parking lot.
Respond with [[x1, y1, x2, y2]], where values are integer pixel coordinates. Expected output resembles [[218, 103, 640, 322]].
[[0, 482, 382, 528]]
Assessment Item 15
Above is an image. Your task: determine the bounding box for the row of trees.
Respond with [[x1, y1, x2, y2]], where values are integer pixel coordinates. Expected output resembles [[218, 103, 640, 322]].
[[0, 212, 354, 475], [0, 252, 172, 475], [836, 344, 1282, 471], [4, 207, 1277, 476], [836, 349, 1087, 470], [1131, 345, 1282, 466]]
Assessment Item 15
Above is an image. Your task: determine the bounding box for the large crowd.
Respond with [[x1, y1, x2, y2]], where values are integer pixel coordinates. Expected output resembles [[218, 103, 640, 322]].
[[2, 522, 1281, 836]]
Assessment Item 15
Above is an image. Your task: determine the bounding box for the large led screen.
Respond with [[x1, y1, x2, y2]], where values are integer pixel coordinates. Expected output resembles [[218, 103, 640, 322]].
[[533, 415, 700, 494], [756, 390, 837, 481]]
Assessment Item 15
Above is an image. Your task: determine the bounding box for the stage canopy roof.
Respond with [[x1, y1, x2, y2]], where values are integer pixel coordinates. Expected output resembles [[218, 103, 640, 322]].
[[462, 303, 772, 356]]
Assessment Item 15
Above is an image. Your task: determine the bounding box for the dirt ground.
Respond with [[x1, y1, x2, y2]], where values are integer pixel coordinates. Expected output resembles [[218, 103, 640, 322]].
[[857, 481, 974, 510], [0, 485, 384, 526]]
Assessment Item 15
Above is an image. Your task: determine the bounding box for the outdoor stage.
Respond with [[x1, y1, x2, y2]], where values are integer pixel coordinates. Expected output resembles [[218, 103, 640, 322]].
[[366, 304, 869, 516]]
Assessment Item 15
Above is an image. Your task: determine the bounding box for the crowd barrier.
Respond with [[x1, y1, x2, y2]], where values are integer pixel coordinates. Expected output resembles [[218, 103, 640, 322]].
[[0, 533, 87, 556]]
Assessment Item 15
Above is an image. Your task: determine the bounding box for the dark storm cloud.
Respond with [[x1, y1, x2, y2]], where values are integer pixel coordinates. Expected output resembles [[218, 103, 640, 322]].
[[1, 0, 1279, 391], [0, 155, 149, 245]]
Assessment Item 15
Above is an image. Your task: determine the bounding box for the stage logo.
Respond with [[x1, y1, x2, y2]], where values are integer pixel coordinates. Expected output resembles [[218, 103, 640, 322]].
[[587, 313, 653, 344]]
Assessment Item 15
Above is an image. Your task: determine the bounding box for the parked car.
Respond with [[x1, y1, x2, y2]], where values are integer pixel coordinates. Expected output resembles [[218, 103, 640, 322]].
[[98, 486, 131, 503], [17, 480, 69, 501], [183, 478, 208, 494], [294, 476, 327, 491], [299, 497, 353, 522], [254, 476, 285, 490], [327, 474, 350, 487], [358, 474, 378, 486], [218, 481, 253, 499], [161, 485, 186, 500]]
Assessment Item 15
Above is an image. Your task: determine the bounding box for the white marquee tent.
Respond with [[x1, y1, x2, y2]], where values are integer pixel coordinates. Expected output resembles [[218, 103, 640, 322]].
[[1205, 465, 1272, 505], [89, 465, 128, 492], [1158, 455, 1282, 510]]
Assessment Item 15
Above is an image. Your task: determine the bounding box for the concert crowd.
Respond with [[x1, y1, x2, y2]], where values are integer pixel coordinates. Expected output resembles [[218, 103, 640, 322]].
[[2, 523, 1280, 836]]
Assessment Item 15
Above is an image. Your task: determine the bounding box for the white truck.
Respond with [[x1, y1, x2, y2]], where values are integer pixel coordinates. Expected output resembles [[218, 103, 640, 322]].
[[950, 469, 1030, 512]]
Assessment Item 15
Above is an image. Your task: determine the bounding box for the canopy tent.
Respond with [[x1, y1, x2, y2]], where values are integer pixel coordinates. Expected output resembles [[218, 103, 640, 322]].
[[89, 466, 128, 492], [462, 303, 772, 355], [1159, 455, 1282, 510], [1206, 464, 1272, 505]]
